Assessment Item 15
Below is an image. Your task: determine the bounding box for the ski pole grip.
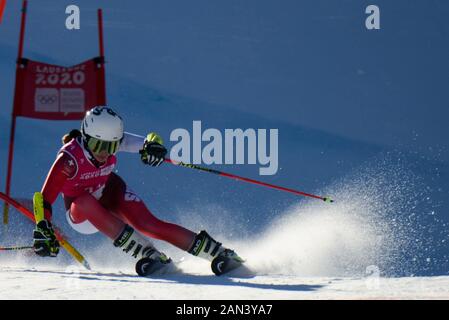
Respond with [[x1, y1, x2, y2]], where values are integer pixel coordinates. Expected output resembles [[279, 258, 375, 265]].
[[323, 196, 334, 203], [32, 192, 45, 224]]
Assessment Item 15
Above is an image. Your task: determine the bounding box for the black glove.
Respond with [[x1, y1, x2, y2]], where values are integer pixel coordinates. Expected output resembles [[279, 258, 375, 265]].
[[140, 141, 167, 167], [33, 220, 60, 257]]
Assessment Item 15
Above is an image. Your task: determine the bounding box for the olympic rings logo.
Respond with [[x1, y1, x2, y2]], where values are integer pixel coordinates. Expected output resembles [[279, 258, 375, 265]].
[[37, 94, 57, 104]]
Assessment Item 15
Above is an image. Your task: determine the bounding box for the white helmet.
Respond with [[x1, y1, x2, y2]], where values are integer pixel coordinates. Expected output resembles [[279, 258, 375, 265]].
[[81, 106, 124, 154]]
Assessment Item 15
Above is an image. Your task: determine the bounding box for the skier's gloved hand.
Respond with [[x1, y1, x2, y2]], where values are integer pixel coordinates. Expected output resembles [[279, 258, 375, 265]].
[[33, 220, 60, 257], [139, 132, 167, 167]]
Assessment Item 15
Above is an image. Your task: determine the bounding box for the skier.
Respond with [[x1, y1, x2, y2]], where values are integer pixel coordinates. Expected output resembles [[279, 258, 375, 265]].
[[32, 106, 243, 276]]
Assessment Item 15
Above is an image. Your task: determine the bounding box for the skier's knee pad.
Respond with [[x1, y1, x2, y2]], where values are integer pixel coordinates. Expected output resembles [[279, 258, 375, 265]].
[[66, 209, 99, 235]]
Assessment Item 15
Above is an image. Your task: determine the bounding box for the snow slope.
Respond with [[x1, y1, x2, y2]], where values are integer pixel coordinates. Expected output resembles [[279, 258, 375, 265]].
[[1, 266, 449, 300]]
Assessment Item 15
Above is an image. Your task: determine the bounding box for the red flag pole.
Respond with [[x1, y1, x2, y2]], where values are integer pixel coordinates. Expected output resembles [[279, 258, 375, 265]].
[[17, 0, 27, 58], [3, 0, 28, 225], [3, 117, 16, 225], [96, 8, 106, 105], [98, 8, 104, 57], [0, 0, 7, 24]]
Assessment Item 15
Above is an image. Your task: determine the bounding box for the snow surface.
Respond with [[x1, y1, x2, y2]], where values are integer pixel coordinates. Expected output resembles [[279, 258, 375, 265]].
[[1, 265, 449, 300]]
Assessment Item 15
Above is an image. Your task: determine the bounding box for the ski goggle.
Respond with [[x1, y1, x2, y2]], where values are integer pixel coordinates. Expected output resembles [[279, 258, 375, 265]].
[[86, 136, 121, 155]]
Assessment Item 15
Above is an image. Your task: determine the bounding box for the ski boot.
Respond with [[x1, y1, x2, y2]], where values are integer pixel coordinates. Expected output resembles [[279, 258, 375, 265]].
[[135, 249, 173, 277], [211, 248, 245, 276], [188, 230, 245, 276], [114, 225, 173, 276]]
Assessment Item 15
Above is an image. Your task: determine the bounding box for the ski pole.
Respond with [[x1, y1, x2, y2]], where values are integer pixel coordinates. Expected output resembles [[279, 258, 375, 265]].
[[33, 192, 91, 270], [0, 246, 33, 251], [164, 158, 334, 203], [0, 191, 91, 270]]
